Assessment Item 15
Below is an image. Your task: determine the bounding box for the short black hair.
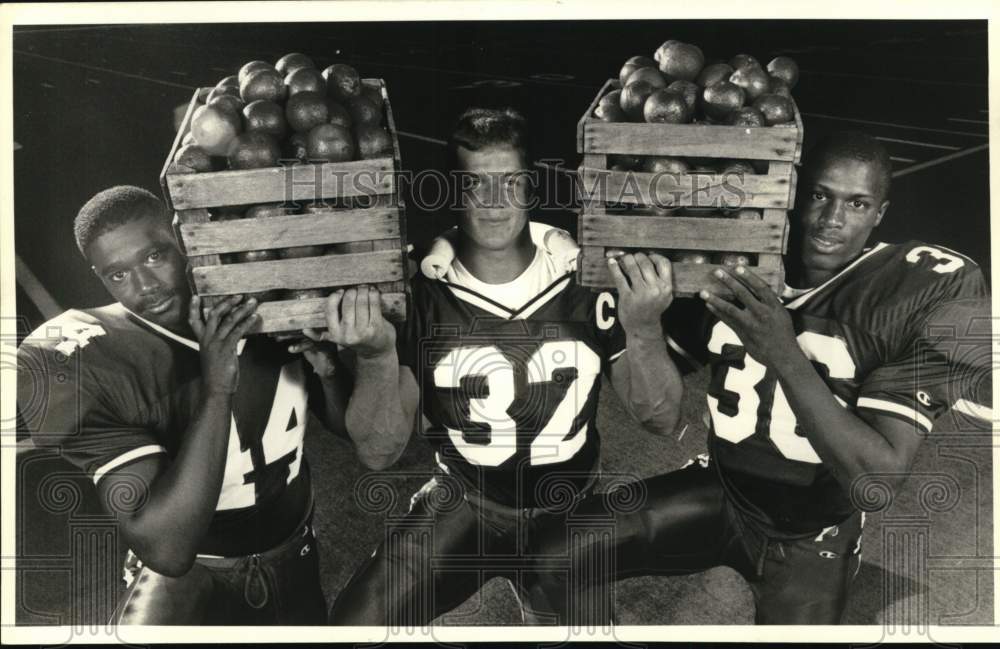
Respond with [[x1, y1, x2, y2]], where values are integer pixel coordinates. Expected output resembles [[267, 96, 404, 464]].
[[447, 107, 531, 170], [74, 186, 170, 257], [805, 130, 892, 199]]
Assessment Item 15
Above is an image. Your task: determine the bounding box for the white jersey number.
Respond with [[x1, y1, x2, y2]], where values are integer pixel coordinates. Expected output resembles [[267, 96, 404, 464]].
[[434, 341, 601, 467], [219, 361, 307, 510], [906, 246, 965, 274], [707, 323, 856, 463]]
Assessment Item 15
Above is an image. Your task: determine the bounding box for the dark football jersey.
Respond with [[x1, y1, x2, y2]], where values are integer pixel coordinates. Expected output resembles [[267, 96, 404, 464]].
[[666, 242, 992, 533], [399, 267, 626, 509], [16, 304, 322, 556]]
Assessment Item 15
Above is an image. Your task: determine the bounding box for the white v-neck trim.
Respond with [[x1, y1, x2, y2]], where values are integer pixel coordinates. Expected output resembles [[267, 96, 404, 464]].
[[126, 308, 247, 355], [783, 243, 888, 311], [443, 246, 571, 319]]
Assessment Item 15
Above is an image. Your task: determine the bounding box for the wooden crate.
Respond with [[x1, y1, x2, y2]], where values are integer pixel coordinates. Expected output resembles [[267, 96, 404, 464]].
[[576, 78, 803, 295], [159, 79, 408, 334]]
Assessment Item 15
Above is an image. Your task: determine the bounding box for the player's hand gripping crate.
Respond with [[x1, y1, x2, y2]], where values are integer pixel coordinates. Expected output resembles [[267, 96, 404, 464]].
[[159, 79, 407, 334], [576, 78, 803, 295]]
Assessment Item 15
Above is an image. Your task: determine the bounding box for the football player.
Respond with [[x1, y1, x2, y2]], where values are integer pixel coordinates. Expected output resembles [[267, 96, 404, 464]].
[[321, 108, 684, 625], [16, 186, 410, 624], [544, 130, 994, 624]]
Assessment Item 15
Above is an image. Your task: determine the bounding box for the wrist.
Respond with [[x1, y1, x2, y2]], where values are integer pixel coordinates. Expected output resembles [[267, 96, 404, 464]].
[[772, 345, 811, 378], [202, 388, 235, 403], [625, 321, 664, 342], [355, 346, 398, 364]]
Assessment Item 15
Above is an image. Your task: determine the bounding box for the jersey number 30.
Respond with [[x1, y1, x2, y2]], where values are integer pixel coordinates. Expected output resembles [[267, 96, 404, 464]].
[[434, 341, 601, 467], [707, 323, 856, 463]]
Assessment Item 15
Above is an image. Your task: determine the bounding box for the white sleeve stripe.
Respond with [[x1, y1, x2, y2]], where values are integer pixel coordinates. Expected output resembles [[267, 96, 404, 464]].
[[93, 445, 167, 485], [608, 348, 627, 363], [666, 335, 700, 368], [952, 398, 993, 421], [856, 397, 933, 431]]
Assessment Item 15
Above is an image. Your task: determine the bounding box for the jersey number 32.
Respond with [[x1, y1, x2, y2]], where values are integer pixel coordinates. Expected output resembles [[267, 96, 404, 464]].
[[433, 341, 601, 467]]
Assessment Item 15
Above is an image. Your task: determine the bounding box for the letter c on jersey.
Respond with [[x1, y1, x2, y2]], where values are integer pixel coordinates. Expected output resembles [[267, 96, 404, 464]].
[[596, 292, 616, 331]]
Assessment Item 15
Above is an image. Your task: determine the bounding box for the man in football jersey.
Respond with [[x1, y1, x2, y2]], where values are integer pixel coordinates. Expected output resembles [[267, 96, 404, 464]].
[[16, 186, 410, 624], [323, 108, 684, 625], [545, 130, 993, 624]]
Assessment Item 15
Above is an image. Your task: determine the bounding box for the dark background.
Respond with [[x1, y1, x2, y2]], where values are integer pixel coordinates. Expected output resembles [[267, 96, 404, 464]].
[[13, 20, 991, 331], [13, 20, 992, 627]]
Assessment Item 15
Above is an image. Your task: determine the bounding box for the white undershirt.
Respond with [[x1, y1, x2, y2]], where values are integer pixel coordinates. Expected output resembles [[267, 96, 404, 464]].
[[446, 246, 563, 311]]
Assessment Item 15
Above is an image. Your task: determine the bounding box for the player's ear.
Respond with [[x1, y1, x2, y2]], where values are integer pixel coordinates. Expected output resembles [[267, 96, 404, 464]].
[[874, 200, 889, 227]]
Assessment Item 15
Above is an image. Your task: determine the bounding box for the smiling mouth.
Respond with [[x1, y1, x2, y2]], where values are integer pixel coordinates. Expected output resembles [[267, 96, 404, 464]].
[[144, 295, 175, 315], [810, 233, 843, 250]]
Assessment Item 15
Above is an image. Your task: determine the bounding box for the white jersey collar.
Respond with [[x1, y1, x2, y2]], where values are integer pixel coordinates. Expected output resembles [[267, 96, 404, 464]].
[[783, 242, 888, 311], [125, 307, 247, 355]]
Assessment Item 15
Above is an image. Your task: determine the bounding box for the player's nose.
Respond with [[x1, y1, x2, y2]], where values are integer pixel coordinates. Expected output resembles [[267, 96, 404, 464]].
[[133, 266, 163, 294], [819, 199, 846, 228]]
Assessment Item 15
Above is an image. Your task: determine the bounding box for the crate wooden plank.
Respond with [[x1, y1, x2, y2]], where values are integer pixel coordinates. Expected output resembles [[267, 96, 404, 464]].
[[160, 89, 200, 205], [765, 161, 796, 209], [791, 101, 805, 163], [376, 78, 403, 173], [578, 79, 615, 153], [760, 208, 791, 254], [579, 250, 783, 295], [578, 167, 793, 209], [580, 214, 784, 253], [581, 121, 800, 161], [165, 158, 396, 210], [251, 292, 406, 334], [192, 250, 403, 296], [756, 253, 785, 275], [173, 208, 222, 310], [179, 209, 400, 256], [370, 194, 406, 294]]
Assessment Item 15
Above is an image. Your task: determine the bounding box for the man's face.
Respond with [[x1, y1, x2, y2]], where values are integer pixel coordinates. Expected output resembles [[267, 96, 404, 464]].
[[87, 213, 191, 332], [454, 144, 531, 252], [793, 155, 890, 278]]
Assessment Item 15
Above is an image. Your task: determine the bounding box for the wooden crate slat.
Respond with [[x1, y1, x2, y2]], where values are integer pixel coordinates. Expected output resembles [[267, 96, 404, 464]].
[[374, 78, 404, 174], [755, 253, 785, 273], [580, 214, 784, 253], [159, 90, 200, 205], [578, 167, 793, 209], [579, 249, 783, 295], [766, 161, 796, 208], [578, 79, 615, 153], [761, 208, 792, 254], [165, 157, 396, 210], [370, 193, 406, 294], [582, 121, 799, 161], [173, 208, 222, 310], [250, 293, 406, 334], [161, 80, 409, 327], [179, 209, 400, 256], [192, 250, 403, 296], [791, 99, 805, 163]]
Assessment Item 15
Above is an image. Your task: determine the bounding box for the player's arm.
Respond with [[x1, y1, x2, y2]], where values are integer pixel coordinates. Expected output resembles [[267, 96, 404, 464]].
[[283, 335, 351, 436], [606, 253, 684, 436], [96, 295, 259, 577], [701, 267, 924, 497], [310, 285, 416, 470]]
